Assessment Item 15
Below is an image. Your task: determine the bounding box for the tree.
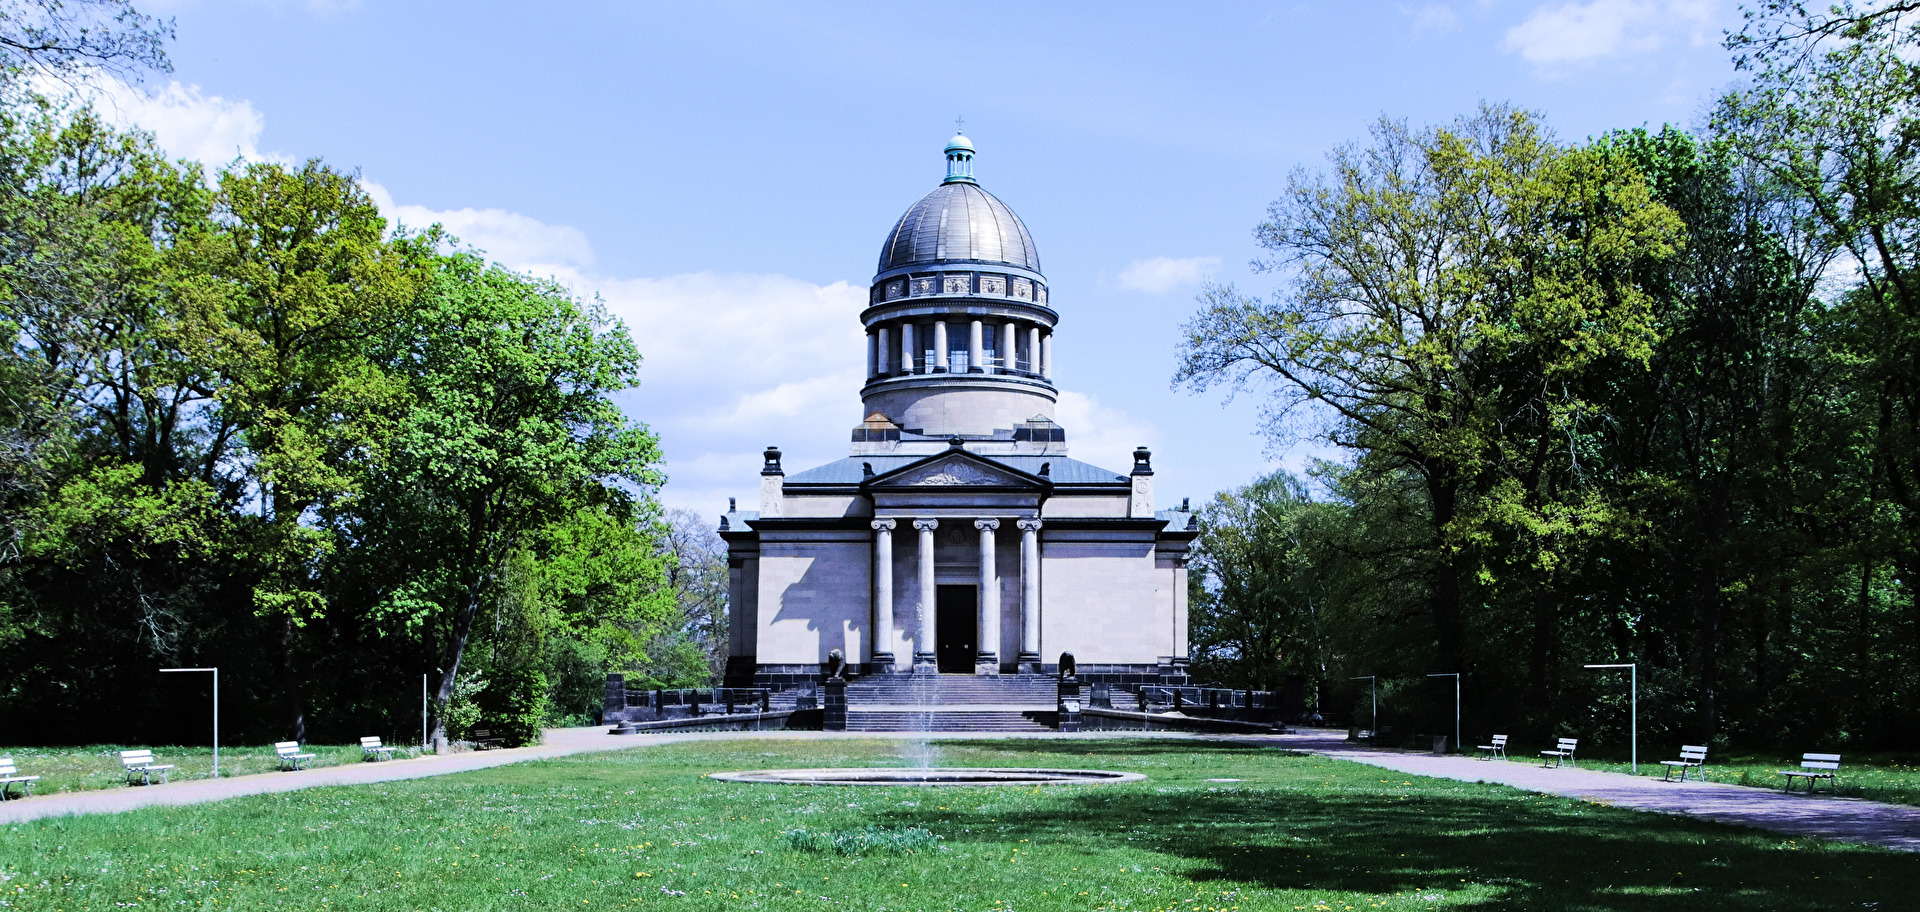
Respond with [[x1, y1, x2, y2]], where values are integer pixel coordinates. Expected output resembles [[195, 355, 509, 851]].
[[341, 255, 666, 750], [1176, 104, 1683, 673], [168, 158, 429, 740], [651, 506, 729, 684], [0, 0, 171, 84], [1714, 0, 1920, 741], [1189, 471, 1344, 693]]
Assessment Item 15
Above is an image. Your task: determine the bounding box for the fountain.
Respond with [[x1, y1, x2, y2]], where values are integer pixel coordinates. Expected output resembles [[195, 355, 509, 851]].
[[712, 654, 1144, 788]]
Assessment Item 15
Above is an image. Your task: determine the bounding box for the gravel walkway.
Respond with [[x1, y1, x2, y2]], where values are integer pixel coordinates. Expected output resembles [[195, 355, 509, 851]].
[[1270, 729, 1920, 852]]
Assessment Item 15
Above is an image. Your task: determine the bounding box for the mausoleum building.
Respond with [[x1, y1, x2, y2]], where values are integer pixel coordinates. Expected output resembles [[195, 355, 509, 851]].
[[721, 134, 1195, 688]]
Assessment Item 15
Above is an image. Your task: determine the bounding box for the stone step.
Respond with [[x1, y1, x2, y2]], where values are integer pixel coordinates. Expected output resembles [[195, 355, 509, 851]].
[[848, 683, 1059, 698], [847, 677, 1057, 701], [845, 711, 1053, 733]]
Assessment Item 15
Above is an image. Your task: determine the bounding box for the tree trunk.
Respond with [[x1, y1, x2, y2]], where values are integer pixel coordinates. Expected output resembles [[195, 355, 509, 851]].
[[1527, 582, 1554, 724], [429, 577, 489, 752], [1426, 473, 1465, 672], [281, 613, 305, 743], [1697, 559, 1722, 744]]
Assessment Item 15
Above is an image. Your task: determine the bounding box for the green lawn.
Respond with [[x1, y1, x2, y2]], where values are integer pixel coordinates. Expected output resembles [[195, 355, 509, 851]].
[[0, 742, 423, 794], [2, 738, 1915, 911]]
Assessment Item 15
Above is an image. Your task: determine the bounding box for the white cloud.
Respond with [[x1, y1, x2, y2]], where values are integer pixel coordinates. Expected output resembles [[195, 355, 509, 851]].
[[55, 77, 281, 167], [1117, 255, 1221, 295], [34, 76, 862, 519], [1502, 0, 1719, 66], [361, 182, 597, 271], [587, 272, 869, 514], [1054, 391, 1159, 476], [353, 177, 871, 516]]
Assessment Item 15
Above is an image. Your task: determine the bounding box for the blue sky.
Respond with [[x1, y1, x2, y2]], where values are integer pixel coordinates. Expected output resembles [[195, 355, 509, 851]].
[[95, 0, 1742, 516]]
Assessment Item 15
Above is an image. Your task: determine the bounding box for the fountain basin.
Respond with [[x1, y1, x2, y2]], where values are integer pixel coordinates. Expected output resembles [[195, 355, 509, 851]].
[[707, 767, 1145, 787]]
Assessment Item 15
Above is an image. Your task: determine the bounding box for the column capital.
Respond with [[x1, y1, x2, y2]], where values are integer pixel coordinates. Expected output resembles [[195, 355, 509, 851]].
[[871, 518, 897, 532], [912, 518, 939, 532], [1016, 519, 1043, 532], [974, 518, 1000, 532]]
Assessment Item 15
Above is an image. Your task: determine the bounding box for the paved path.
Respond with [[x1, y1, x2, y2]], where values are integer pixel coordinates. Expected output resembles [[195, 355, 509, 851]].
[[1269, 729, 1920, 852], [0, 727, 660, 824]]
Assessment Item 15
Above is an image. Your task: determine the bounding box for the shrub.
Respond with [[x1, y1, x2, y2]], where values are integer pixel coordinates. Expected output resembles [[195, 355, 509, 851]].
[[475, 666, 549, 746]]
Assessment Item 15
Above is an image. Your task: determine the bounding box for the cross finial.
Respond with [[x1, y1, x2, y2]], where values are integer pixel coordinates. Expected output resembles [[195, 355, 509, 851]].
[[955, 115, 965, 134]]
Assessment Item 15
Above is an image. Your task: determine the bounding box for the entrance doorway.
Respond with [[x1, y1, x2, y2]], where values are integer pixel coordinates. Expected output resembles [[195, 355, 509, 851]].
[[935, 585, 977, 673]]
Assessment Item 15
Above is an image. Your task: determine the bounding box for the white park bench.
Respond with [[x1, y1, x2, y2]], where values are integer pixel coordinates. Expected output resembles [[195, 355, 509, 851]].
[[1780, 753, 1842, 795], [1477, 734, 1508, 760], [120, 749, 174, 785], [360, 736, 395, 761], [275, 741, 317, 770], [1540, 738, 1578, 768], [0, 757, 39, 799], [1660, 745, 1708, 782]]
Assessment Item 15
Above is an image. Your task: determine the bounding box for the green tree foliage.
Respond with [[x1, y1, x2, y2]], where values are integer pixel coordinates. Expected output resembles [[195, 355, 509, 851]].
[[1188, 471, 1343, 693], [632, 506, 730, 688], [333, 255, 666, 750], [0, 97, 676, 746], [1183, 9, 1920, 751], [1178, 104, 1683, 674]]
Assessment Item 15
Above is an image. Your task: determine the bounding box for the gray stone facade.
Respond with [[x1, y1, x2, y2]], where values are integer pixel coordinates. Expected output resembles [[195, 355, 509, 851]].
[[722, 135, 1194, 688]]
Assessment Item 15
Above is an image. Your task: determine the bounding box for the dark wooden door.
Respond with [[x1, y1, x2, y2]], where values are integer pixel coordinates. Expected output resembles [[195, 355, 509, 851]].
[[935, 585, 976, 673]]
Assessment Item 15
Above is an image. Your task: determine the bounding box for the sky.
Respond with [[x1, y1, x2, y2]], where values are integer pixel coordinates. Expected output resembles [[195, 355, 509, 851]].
[[82, 0, 1743, 518]]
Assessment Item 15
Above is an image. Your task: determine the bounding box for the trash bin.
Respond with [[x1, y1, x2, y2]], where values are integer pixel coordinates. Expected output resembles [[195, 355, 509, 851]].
[[1431, 735, 1448, 755]]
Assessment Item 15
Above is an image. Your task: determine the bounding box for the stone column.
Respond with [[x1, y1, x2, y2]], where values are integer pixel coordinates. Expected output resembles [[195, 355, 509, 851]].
[[1003, 320, 1017, 371], [900, 323, 915, 375], [1041, 332, 1053, 379], [968, 320, 984, 373], [974, 518, 1001, 675], [870, 519, 896, 671], [866, 330, 876, 378], [876, 326, 890, 375], [912, 518, 939, 674], [1017, 519, 1043, 672], [933, 321, 949, 372], [1028, 326, 1042, 376]]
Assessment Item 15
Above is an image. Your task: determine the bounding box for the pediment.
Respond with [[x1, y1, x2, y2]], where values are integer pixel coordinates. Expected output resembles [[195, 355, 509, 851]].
[[868, 451, 1045, 490]]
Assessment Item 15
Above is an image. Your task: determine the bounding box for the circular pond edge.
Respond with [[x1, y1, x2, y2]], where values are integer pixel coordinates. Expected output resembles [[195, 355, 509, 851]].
[[707, 767, 1146, 787]]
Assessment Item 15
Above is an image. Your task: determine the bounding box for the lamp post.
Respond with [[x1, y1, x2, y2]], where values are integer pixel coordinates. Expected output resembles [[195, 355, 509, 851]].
[[1349, 675, 1376, 736], [159, 667, 218, 777], [1584, 663, 1637, 774], [1427, 672, 1459, 754]]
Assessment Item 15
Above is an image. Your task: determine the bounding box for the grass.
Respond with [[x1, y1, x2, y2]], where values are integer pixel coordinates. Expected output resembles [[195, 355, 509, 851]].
[[3, 737, 1917, 911], [0, 743, 424, 794]]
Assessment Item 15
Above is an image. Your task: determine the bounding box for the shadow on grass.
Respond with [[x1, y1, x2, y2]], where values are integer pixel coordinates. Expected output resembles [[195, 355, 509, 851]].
[[867, 743, 1918, 911]]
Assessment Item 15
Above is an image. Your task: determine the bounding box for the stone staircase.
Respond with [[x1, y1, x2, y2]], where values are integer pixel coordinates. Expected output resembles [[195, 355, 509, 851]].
[[843, 674, 1057, 732]]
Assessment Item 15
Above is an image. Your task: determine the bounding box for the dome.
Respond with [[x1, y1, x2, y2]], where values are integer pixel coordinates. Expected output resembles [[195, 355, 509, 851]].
[[944, 133, 975, 154], [876, 181, 1041, 275]]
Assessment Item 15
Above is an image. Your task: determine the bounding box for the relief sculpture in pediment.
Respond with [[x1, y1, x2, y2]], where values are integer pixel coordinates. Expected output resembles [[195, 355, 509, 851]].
[[905, 462, 1000, 486]]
